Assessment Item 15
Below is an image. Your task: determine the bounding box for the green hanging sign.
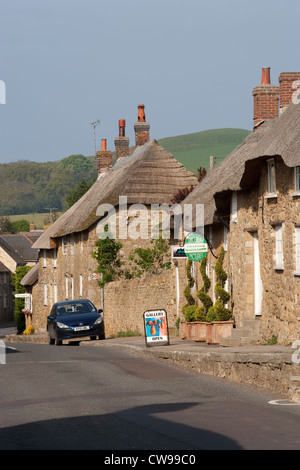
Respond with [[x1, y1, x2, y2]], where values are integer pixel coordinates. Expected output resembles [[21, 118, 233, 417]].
[[184, 233, 208, 262]]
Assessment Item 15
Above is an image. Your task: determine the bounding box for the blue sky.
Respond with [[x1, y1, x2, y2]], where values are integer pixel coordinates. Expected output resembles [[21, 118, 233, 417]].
[[0, 0, 299, 163]]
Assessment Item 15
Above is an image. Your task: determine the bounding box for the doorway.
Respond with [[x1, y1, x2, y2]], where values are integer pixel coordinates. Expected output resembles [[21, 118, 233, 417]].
[[253, 232, 263, 316]]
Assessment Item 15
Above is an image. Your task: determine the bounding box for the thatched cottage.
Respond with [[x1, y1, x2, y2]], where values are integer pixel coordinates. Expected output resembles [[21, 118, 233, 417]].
[[182, 68, 300, 346], [28, 106, 198, 336], [0, 231, 41, 323]]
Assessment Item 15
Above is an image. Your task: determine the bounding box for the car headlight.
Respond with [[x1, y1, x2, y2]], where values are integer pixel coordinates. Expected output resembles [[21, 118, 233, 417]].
[[94, 316, 103, 325], [56, 321, 69, 329]]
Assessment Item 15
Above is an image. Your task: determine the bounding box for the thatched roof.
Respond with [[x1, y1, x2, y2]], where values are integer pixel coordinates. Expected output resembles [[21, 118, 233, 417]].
[[20, 263, 38, 286], [33, 140, 198, 249], [183, 102, 300, 226]]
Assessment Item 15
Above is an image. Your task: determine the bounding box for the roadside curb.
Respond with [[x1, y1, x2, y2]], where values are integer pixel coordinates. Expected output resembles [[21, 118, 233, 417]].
[[90, 338, 300, 399], [4, 332, 300, 400]]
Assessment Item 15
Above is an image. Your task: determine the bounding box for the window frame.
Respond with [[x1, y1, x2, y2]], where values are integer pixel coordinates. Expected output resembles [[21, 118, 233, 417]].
[[267, 158, 277, 195], [274, 224, 284, 270], [62, 237, 68, 256]]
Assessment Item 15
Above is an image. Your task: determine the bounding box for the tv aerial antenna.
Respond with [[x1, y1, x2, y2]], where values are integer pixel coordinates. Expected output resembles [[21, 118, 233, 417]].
[[91, 119, 101, 155]]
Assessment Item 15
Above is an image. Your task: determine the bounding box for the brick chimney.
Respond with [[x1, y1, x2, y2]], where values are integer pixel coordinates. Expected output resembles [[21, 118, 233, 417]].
[[134, 105, 150, 147], [114, 119, 130, 160], [279, 72, 300, 114], [96, 139, 113, 178], [252, 67, 279, 129]]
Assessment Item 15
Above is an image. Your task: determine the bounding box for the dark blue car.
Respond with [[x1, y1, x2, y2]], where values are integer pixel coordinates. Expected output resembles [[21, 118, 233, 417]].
[[47, 299, 104, 345]]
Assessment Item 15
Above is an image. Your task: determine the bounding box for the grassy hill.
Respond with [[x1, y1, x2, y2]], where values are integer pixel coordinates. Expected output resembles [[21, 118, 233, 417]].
[[0, 128, 250, 218], [158, 128, 250, 173]]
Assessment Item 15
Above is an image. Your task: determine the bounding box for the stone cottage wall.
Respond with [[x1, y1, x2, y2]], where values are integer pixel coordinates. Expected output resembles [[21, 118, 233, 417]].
[[228, 157, 300, 345]]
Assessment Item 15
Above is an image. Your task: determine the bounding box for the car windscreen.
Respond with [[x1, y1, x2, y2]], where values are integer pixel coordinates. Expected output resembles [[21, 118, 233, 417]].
[[56, 301, 97, 316]]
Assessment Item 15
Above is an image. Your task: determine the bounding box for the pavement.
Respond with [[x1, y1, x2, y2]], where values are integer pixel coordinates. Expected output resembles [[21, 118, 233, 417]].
[[0, 321, 292, 356], [1, 322, 299, 399]]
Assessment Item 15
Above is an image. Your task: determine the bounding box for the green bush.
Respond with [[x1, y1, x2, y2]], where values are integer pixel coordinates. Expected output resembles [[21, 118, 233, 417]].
[[206, 246, 232, 322], [197, 256, 213, 314], [206, 306, 218, 323], [182, 259, 196, 317], [11, 266, 32, 334], [184, 305, 198, 322], [194, 306, 207, 321]]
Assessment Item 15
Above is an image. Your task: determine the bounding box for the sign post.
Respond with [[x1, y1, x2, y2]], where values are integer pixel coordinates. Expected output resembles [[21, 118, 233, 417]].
[[184, 233, 208, 262], [143, 309, 169, 347]]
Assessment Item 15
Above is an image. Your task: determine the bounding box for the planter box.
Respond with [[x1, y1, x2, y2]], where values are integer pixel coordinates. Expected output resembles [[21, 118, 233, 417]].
[[195, 322, 208, 342], [181, 321, 187, 339], [207, 321, 234, 344], [186, 322, 197, 341], [182, 320, 234, 344], [182, 321, 208, 342]]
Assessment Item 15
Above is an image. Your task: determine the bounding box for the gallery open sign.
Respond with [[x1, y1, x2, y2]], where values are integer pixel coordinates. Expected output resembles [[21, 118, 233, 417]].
[[143, 309, 169, 347]]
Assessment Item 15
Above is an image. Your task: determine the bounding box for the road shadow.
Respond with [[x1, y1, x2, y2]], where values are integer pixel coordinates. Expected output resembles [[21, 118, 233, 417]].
[[0, 401, 242, 450]]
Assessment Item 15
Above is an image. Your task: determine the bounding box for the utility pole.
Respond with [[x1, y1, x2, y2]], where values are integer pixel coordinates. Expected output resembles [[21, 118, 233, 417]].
[[91, 120, 101, 155]]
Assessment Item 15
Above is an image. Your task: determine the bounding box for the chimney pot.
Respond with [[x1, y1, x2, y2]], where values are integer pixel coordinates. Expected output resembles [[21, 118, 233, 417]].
[[134, 104, 150, 146], [118, 119, 126, 137], [137, 104, 146, 122], [115, 119, 130, 160], [101, 139, 107, 150], [261, 67, 271, 85]]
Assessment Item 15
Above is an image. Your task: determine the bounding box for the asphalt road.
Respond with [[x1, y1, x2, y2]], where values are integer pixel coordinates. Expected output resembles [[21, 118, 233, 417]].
[[1, 341, 300, 452]]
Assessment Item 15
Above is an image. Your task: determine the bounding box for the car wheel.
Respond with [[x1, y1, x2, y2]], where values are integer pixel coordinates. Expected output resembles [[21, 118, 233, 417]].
[[90, 336, 96, 341], [49, 336, 55, 345], [55, 339, 63, 346]]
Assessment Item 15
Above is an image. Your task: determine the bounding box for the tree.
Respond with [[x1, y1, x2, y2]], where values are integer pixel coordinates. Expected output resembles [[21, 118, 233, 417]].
[[92, 225, 123, 288], [196, 256, 213, 320], [12, 219, 30, 232], [11, 266, 32, 334], [65, 178, 95, 208], [0, 216, 15, 233], [206, 246, 232, 322], [197, 166, 207, 182]]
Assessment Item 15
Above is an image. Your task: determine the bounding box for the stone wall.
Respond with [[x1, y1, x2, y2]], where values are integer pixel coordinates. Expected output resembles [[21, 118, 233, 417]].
[[103, 269, 177, 338]]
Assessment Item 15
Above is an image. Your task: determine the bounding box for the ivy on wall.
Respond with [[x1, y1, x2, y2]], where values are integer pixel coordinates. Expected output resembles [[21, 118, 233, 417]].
[[93, 227, 171, 288]]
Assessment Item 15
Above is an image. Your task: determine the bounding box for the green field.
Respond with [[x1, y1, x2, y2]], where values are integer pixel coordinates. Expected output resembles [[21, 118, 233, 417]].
[[158, 128, 250, 173], [9, 212, 63, 230]]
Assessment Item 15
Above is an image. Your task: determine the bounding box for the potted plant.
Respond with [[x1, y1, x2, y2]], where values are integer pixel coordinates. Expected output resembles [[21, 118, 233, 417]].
[[182, 257, 214, 342], [192, 256, 213, 341], [205, 246, 234, 344], [181, 259, 196, 339]]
